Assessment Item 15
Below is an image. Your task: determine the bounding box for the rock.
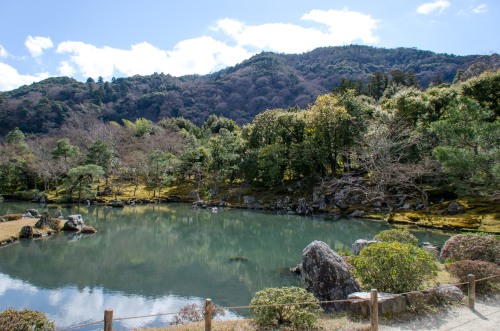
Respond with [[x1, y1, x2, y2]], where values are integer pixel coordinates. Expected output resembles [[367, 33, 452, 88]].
[[432, 284, 463, 302], [415, 203, 425, 210], [420, 242, 440, 257], [290, 264, 301, 274], [313, 189, 323, 204], [54, 210, 63, 219], [25, 209, 41, 218], [335, 199, 349, 210], [352, 239, 377, 256], [296, 197, 311, 215], [107, 199, 124, 207], [400, 203, 411, 210], [0, 214, 23, 221], [348, 292, 407, 317], [19, 225, 34, 238], [81, 226, 97, 234], [35, 212, 50, 229], [404, 291, 430, 309], [63, 215, 84, 232], [228, 256, 248, 263], [243, 196, 261, 209], [349, 210, 365, 218], [447, 201, 465, 215], [301, 241, 360, 312]]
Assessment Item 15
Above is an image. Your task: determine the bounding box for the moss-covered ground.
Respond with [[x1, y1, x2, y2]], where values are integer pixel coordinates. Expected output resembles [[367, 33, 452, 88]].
[[390, 199, 500, 234]]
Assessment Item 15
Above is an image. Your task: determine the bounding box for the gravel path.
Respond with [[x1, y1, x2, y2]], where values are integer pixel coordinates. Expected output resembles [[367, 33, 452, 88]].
[[379, 296, 500, 331]]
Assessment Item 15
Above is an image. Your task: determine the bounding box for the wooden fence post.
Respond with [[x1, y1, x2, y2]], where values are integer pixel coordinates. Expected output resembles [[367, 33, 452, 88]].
[[104, 309, 113, 331], [205, 298, 212, 331], [371, 289, 378, 331], [468, 274, 476, 309]]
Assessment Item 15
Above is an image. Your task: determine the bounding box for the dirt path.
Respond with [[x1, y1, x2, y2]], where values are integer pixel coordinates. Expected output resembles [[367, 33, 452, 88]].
[[379, 296, 500, 331]]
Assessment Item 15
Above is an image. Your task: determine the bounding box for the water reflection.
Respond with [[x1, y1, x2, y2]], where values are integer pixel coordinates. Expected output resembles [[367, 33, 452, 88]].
[[0, 202, 451, 329], [0, 273, 238, 330]]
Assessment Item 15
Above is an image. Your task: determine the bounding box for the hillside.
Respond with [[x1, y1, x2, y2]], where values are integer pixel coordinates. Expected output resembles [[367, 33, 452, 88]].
[[0, 45, 498, 137]]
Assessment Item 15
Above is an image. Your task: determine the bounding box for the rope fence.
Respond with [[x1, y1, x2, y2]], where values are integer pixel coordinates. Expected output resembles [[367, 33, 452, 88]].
[[57, 273, 500, 331]]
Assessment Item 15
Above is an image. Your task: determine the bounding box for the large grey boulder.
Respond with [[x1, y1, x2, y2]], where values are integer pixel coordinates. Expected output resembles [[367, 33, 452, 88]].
[[301, 241, 360, 312]]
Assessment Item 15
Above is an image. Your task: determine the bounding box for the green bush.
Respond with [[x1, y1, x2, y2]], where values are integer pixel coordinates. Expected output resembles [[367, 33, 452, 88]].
[[448, 260, 500, 293], [352, 242, 437, 293], [250, 287, 320, 329], [373, 228, 418, 245], [0, 308, 54, 331], [440, 234, 500, 264]]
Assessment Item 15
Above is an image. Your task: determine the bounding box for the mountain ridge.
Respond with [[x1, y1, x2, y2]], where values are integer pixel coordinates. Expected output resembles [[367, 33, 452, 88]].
[[0, 44, 498, 137]]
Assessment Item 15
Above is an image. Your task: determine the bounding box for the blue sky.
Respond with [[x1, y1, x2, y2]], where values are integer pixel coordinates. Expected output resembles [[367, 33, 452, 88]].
[[0, 0, 498, 91]]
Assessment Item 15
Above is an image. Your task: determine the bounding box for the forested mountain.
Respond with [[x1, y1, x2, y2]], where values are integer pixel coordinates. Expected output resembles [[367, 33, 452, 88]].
[[0, 45, 498, 137]]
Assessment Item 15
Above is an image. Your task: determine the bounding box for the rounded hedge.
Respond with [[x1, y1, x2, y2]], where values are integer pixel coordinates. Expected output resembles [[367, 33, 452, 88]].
[[373, 228, 419, 245], [250, 287, 320, 329], [448, 260, 500, 293], [352, 242, 437, 293], [0, 308, 54, 331], [440, 234, 500, 264]]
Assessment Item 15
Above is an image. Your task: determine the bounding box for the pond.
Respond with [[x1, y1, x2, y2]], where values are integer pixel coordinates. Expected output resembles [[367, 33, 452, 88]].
[[0, 202, 451, 330]]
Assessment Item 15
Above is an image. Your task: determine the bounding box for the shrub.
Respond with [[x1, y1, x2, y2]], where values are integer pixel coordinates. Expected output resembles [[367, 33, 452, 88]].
[[448, 260, 500, 293], [250, 287, 320, 329], [373, 228, 418, 245], [170, 302, 225, 325], [440, 234, 500, 264], [352, 242, 437, 293], [0, 308, 54, 331]]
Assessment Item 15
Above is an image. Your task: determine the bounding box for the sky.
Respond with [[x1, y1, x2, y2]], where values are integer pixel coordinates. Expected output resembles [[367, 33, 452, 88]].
[[0, 0, 498, 91]]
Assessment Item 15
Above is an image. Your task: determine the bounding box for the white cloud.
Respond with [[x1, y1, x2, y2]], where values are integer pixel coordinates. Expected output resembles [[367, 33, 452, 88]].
[[473, 4, 488, 13], [0, 62, 50, 91], [58, 61, 76, 76], [56, 38, 252, 81], [213, 9, 379, 54], [302, 9, 380, 44], [25, 35, 54, 57], [417, 0, 451, 15], [3, 8, 380, 89], [0, 45, 8, 58]]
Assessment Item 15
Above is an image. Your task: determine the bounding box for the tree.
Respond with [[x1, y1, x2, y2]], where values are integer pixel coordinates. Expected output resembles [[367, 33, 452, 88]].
[[65, 164, 104, 202], [179, 145, 210, 188], [208, 128, 244, 188], [85, 140, 114, 186], [122, 118, 154, 137], [5, 127, 26, 144], [367, 71, 388, 100], [257, 143, 287, 187], [307, 93, 353, 175], [52, 138, 79, 164], [0, 128, 32, 192], [147, 149, 177, 197], [430, 96, 500, 192]]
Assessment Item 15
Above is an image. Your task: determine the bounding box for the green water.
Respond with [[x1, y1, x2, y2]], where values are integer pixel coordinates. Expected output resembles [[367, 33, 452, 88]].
[[0, 202, 451, 330]]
